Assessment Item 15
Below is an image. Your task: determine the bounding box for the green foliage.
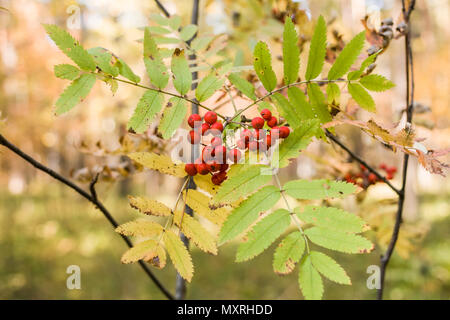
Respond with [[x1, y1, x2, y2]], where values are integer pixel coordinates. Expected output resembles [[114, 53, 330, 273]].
[[54, 64, 80, 80], [195, 74, 225, 102], [180, 24, 198, 41], [236, 209, 290, 262], [305, 16, 327, 80], [298, 254, 324, 300], [144, 28, 169, 89], [273, 231, 305, 274], [328, 31, 365, 80], [228, 73, 256, 100], [253, 41, 277, 92], [88, 47, 119, 77], [158, 97, 187, 139], [116, 58, 141, 83], [287, 87, 315, 121], [272, 93, 303, 129], [283, 179, 356, 200], [307, 83, 332, 127], [348, 83, 376, 112], [282, 18, 300, 85], [360, 74, 395, 92], [310, 251, 351, 285], [171, 49, 192, 95], [218, 186, 281, 245], [326, 82, 340, 104], [55, 73, 96, 115], [305, 227, 373, 254], [127, 90, 164, 134]]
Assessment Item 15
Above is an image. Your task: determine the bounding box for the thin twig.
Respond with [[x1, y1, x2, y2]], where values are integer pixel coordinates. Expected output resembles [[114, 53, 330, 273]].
[[154, 0, 170, 17], [0, 133, 175, 300]]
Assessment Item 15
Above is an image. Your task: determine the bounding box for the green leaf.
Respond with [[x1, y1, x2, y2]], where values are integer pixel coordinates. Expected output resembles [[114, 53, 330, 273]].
[[360, 52, 379, 71], [284, 179, 356, 200], [328, 31, 365, 80], [55, 73, 96, 115], [305, 16, 327, 80], [253, 41, 277, 92], [180, 24, 198, 41], [87, 47, 119, 77], [212, 164, 272, 204], [305, 227, 374, 254], [236, 209, 290, 262], [158, 97, 187, 139], [326, 82, 340, 104], [163, 230, 194, 282], [228, 73, 256, 100], [360, 74, 395, 92], [298, 254, 323, 300], [348, 83, 376, 112], [295, 206, 366, 234], [282, 17, 300, 85], [171, 49, 192, 95], [147, 26, 171, 35], [150, 13, 170, 26], [257, 101, 274, 113], [272, 93, 303, 129], [273, 231, 305, 275], [191, 36, 214, 51], [43, 24, 96, 71], [274, 120, 319, 168], [144, 28, 169, 89], [168, 15, 182, 30], [127, 90, 164, 134], [307, 83, 332, 125], [287, 87, 315, 121], [195, 74, 225, 102], [116, 58, 141, 83], [54, 64, 80, 80], [218, 185, 281, 245], [310, 251, 351, 285]]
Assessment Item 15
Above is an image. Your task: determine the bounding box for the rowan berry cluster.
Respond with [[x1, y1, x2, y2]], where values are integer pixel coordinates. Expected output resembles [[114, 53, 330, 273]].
[[183, 109, 291, 185], [344, 163, 397, 188]]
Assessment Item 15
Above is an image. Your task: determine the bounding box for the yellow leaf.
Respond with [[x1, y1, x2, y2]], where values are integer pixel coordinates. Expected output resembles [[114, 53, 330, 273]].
[[174, 214, 218, 255], [128, 152, 186, 177], [163, 230, 194, 282], [128, 195, 172, 216], [183, 189, 228, 225], [121, 239, 164, 266], [115, 220, 163, 237], [194, 174, 220, 195]]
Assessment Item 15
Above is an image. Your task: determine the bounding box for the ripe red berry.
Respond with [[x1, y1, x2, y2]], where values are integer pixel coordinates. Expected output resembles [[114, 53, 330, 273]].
[[202, 146, 215, 162], [251, 117, 265, 130], [386, 173, 394, 180], [228, 148, 241, 163], [211, 173, 222, 185], [380, 163, 388, 170], [270, 127, 280, 139], [184, 163, 197, 176], [236, 139, 246, 150], [188, 130, 201, 144], [220, 163, 229, 172], [201, 123, 210, 135], [217, 171, 228, 182], [196, 163, 210, 175], [240, 129, 253, 143], [211, 137, 222, 147], [368, 173, 377, 183], [254, 129, 265, 140], [260, 109, 272, 121], [387, 167, 397, 175], [267, 116, 278, 128], [248, 141, 258, 151], [211, 121, 224, 132], [204, 111, 218, 125], [188, 114, 202, 128], [207, 161, 220, 172], [265, 135, 272, 148], [279, 126, 290, 139], [214, 145, 227, 163]]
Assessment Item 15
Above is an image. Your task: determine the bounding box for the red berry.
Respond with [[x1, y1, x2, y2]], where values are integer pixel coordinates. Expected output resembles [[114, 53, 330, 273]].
[[387, 173, 394, 180], [267, 116, 278, 128], [214, 146, 227, 163], [217, 171, 228, 182], [184, 163, 197, 176], [211, 137, 222, 147], [380, 163, 388, 170], [360, 164, 367, 171], [265, 135, 272, 148], [248, 141, 258, 151], [279, 126, 290, 139], [196, 163, 210, 175], [207, 161, 220, 172], [188, 114, 202, 128], [228, 148, 241, 163], [270, 127, 280, 139], [202, 146, 215, 162], [387, 167, 397, 175], [204, 111, 218, 125], [236, 139, 246, 150], [254, 129, 265, 140], [211, 174, 222, 185], [201, 123, 210, 135], [251, 117, 265, 130], [260, 109, 272, 121], [368, 173, 377, 183], [211, 121, 224, 132], [220, 163, 229, 172], [188, 130, 201, 144], [240, 129, 254, 143]]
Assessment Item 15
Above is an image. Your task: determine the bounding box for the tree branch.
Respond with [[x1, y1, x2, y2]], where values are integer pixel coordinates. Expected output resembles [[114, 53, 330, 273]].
[[0, 133, 175, 300], [154, 0, 171, 17]]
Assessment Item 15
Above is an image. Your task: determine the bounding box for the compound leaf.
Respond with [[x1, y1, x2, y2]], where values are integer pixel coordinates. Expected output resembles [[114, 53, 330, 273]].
[[328, 31, 365, 80], [127, 90, 164, 133], [55, 73, 96, 115]]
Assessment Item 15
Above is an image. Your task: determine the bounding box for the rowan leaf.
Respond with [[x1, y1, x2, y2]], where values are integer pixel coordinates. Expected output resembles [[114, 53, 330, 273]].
[[283, 17, 300, 85], [174, 213, 217, 254], [272, 93, 303, 129], [43, 24, 96, 71], [128, 195, 172, 216], [183, 189, 228, 226], [307, 83, 332, 125], [228, 73, 256, 100], [326, 82, 340, 104], [328, 31, 365, 80], [348, 82, 376, 112], [116, 58, 141, 83], [168, 15, 182, 30], [115, 220, 163, 237], [218, 186, 281, 245], [253, 41, 277, 92], [287, 87, 315, 121], [298, 254, 324, 300], [273, 231, 305, 275], [128, 152, 186, 177], [191, 36, 214, 51], [180, 24, 198, 41], [193, 174, 220, 195], [195, 74, 225, 102], [158, 97, 187, 139], [127, 90, 164, 133], [144, 28, 169, 89], [54, 64, 80, 80], [163, 230, 194, 282], [212, 164, 272, 204], [305, 227, 374, 254], [171, 48, 192, 95], [360, 74, 395, 92], [310, 251, 351, 285], [295, 206, 367, 234], [283, 179, 356, 200], [121, 239, 166, 268], [88, 47, 119, 77], [55, 73, 96, 115], [236, 209, 290, 262], [305, 15, 327, 80]]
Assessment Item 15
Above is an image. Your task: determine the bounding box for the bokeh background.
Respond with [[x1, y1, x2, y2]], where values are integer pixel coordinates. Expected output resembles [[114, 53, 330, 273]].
[[0, 0, 449, 299]]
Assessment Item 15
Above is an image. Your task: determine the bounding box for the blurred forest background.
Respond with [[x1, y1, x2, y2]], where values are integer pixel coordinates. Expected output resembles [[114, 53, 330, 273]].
[[0, 0, 449, 299]]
